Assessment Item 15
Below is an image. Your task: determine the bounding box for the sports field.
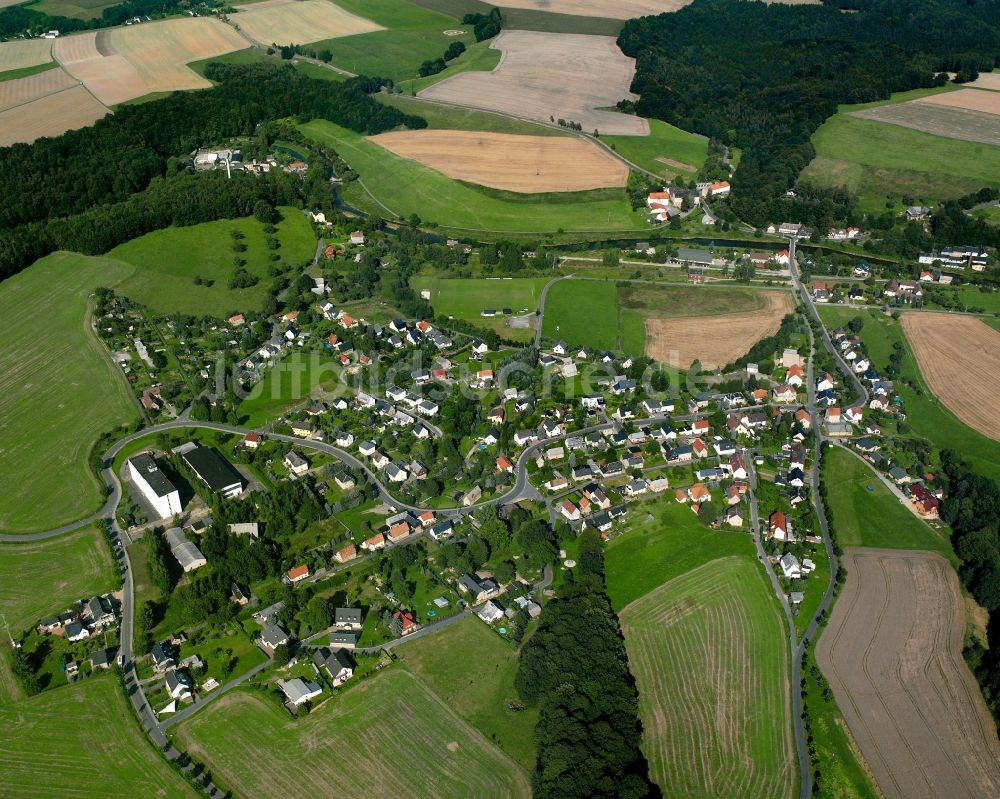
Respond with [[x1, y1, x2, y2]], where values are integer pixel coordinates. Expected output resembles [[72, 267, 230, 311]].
[[0, 527, 115, 631], [601, 118, 709, 178], [232, 0, 382, 45], [301, 119, 648, 233], [0, 674, 197, 798], [817, 306, 1000, 482], [821, 446, 953, 557], [901, 312, 1000, 443], [398, 615, 538, 771], [110, 207, 316, 316], [176, 670, 530, 798], [420, 30, 648, 136], [817, 549, 1000, 799], [368, 130, 629, 192], [621, 556, 796, 799], [801, 92, 1000, 211], [0, 253, 138, 534], [541, 278, 620, 350], [417, 276, 547, 317]]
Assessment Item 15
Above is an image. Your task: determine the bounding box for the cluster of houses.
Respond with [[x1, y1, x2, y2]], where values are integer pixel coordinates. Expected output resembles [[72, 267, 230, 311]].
[[355, 508, 442, 555], [38, 594, 118, 647], [917, 245, 991, 272], [191, 148, 309, 177]]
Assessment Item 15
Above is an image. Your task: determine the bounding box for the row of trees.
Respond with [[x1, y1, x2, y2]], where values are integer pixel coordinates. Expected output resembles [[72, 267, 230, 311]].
[[618, 0, 1000, 228], [418, 40, 466, 77], [516, 530, 660, 798]]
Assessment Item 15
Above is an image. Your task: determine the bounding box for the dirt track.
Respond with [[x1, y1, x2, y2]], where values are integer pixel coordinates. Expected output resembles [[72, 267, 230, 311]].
[[644, 290, 793, 368], [816, 548, 1000, 799], [901, 312, 1000, 442], [368, 130, 628, 192]]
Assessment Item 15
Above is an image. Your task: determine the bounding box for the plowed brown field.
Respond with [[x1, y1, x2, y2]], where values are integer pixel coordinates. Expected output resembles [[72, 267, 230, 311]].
[[917, 87, 1000, 115], [493, 0, 819, 19], [901, 312, 1000, 442], [817, 548, 1000, 799], [644, 290, 793, 368], [367, 130, 628, 192], [0, 85, 109, 146]]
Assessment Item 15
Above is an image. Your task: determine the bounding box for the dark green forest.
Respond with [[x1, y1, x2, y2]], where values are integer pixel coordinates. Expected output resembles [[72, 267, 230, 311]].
[[619, 0, 1000, 228], [517, 530, 660, 799], [0, 0, 202, 38], [0, 63, 425, 281]]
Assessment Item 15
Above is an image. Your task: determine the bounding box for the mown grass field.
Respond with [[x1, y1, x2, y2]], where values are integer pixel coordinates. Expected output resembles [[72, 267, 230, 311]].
[[801, 87, 1000, 212], [238, 352, 347, 426], [0, 670, 197, 798], [0, 253, 139, 534], [415, 275, 548, 339], [0, 527, 116, 632], [621, 555, 795, 799], [397, 37, 501, 93], [110, 207, 315, 316], [376, 91, 566, 136], [176, 669, 531, 798], [818, 306, 1000, 482], [398, 615, 538, 771], [312, 0, 476, 82], [601, 118, 709, 179], [605, 501, 754, 611], [302, 119, 649, 233], [971, 204, 1000, 225], [822, 446, 953, 558], [541, 278, 619, 349]]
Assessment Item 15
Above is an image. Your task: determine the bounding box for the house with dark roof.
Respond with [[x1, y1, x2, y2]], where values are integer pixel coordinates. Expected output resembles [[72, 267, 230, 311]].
[[313, 647, 354, 686], [334, 608, 363, 631], [182, 446, 245, 499]]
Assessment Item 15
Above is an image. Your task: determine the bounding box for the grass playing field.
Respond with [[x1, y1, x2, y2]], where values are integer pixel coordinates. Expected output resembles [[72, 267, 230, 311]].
[[301, 120, 649, 234], [601, 118, 709, 180], [110, 207, 316, 316], [605, 501, 754, 611], [0, 670, 197, 797], [397, 615, 538, 771], [817, 306, 1000, 482], [175, 669, 531, 797], [801, 87, 1000, 213], [541, 278, 620, 350], [0, 253, 139, 534], [376, 91, 566, 135], [0, 526, 115, 632], [620, 555, 796, 799], [822, 445, 954, 558]]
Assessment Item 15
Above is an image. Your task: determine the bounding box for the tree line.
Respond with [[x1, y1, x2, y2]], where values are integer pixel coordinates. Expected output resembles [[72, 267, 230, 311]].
[[618, 0, 1000, 229], [0, 63, 426, 282], [0, 0, 215, 38], [516, 530, 660, 798]]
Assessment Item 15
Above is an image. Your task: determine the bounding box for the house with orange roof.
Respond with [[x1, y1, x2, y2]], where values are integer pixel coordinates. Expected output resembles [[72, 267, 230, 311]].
[[388, 522, 410, 542], [496, 455, 514, 474], [287, 564, 310, 583], [768, 511, 788, 541], [362, 532, 386, 551], [335, 544, 358, 563], [228, 313, 245, 326], [709, 180, 730, 196], [692, 438, 708, 459], [689, 483, 711, 502], [394, 609, 418, 635], [786, 364, 805, 386]]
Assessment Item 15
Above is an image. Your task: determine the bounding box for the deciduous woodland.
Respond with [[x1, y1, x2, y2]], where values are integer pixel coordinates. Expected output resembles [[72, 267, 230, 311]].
[[619, 0, 1000, 229]]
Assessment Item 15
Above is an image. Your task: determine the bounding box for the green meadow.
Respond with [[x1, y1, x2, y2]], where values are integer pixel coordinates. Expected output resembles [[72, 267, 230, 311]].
[[0, 253, 139, 534], [238, 352, 347, 426], [110, 207, 316, 317], [601, 118, 709, 180]]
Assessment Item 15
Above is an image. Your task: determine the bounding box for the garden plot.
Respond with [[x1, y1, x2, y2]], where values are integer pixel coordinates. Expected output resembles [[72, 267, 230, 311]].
[[368, 129, 628, 192], [419, 30, 648, 136]]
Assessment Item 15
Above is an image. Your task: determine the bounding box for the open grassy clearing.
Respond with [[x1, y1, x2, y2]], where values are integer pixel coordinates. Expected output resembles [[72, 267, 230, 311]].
[[817, 548, 1000, 799], [601, 118, 709, 179], [397, 37, 501, 93], [0, 673, 197, 798], [238, 352, 347, 426], [0, 60, 58, 83], [971, 204, 1000, 225], [817, 306, 1000, 482], [291, 59, 346, 81], [416, 275, 548, 317], [801, 109, 1000, 212], [188, 45, 276, 78], [420, 29, 648, 136], [302, 119, 648, 232], [804, 629, 881, 799], [822, 446, 953, 557], [621, 555, 795, 799], [605, 500, 754, 611], [901, 312, 1000, 443], [376, 91, 566, 134], [0, 252, 138, 534], [0, 527, 115, 632], [541, 278, 619, 350], [853, 100, 999, 147], [232, 0, 383, 44], [110, 207, 315, 316], [176, 669, 530, 797], [369, 129, 628, 192], [306, 0, 476, 82], [398, 615, 538, 771]]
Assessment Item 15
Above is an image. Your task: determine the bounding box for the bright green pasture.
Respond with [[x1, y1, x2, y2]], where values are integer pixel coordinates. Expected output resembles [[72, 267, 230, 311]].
[[541, 279, 619, 350], [0, 60, 57, 82], [601, 118, 709, 179], [0, 253, 138, 534], [25, 0, 118, 19], [110, 207, 316, 316]]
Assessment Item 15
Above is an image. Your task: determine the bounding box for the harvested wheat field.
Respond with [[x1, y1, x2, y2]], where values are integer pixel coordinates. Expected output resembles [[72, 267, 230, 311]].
[[232, 0, 382, 45], [368, 130, 628, 192], [851, 101, 1000, 146], [0, 66, 78, 113], [420, 30, 648, 137], [902, 312, 1000, 442], [644, 290, 793, 368], [966, 72, 1000, 91], [620, 556, 795, 799], [917, 87, 1000, 115], [0, 38, 52, 71], [817, 548, 1000, 799], [0, 85, 109, 146]]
